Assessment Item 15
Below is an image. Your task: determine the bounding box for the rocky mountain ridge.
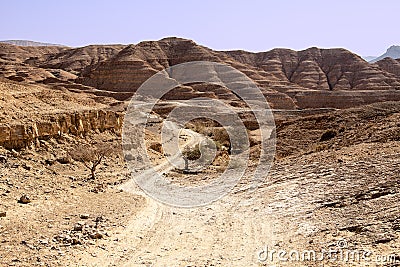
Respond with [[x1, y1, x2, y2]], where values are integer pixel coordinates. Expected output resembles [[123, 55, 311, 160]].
[[0, 40, 66, 47], [370, 45, 400, 63], [1, 38, 400, 110]]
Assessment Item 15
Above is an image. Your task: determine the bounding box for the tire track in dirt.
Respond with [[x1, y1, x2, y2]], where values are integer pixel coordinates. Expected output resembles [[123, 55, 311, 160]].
[[78, 121, 289, 266]]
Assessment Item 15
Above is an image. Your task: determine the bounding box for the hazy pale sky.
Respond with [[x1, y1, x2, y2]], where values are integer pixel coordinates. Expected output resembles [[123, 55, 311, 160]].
[[1, 0, 399, 56]]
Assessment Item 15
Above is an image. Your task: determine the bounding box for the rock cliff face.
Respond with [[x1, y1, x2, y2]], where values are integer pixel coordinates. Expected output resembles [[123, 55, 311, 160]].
[[0, 78, 123, 149], [0, 110, 123, 149], [226, 47, 400, 91]]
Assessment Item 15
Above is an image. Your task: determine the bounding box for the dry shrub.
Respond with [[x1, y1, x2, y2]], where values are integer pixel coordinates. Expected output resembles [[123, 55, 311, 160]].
[[69, 142, 113, 179]]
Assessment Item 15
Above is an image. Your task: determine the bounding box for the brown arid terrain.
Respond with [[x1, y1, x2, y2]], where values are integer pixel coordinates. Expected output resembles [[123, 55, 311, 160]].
[[0, 39, 399, 266]]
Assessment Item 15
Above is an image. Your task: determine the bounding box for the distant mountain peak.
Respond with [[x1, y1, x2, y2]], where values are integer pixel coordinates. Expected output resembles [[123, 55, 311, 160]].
[[370, 45, 400, 63], [159, 37, 191, 42], [0, 40, 65, 47], [387, 45, 400, 52]]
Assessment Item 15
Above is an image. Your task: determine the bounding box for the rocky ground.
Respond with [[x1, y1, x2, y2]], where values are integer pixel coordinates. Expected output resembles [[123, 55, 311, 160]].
[[0, 100, 399, 266], [0, 132, 145, 266], [1, 39, 400, 266]]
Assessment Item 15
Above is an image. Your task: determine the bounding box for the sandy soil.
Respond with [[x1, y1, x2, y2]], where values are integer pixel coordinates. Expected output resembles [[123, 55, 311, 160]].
[[58, 141, 399, 267], [1, 104, 399, 266]]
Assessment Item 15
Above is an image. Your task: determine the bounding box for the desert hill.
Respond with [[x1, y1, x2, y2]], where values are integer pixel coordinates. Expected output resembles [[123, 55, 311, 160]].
[[1, 38, 400, 266], [374, 57, 400, 77], [1, 38, 400, 109]]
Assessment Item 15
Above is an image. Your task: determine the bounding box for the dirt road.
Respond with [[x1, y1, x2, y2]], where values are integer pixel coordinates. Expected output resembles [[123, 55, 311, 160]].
[[71, 141, 400, 267]]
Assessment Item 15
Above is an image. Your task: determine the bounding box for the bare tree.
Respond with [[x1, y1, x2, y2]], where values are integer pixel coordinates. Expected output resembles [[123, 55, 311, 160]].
[[70, 143, 113, 179]]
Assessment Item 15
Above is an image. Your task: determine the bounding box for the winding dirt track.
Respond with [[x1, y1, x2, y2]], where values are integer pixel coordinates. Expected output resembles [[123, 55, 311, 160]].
[[74, 123, 291, 266], [72, 126, 400, 267]]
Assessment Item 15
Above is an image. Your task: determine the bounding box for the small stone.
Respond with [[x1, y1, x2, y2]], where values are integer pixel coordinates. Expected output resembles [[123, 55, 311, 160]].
[[39, 239, 48, 245], [11, 149, 18, 157], [64, 235, 72, 243], [26, 243, 35, 249], [22, 164, 32, 171], [45, 159, 55, 165], [18, 195, 31, 204], [73, 222, 84, 231], [95, 216, 105, 222], [90, 232, 103, 239], [71, 238, 82, 245], [0, 155, 7, 163], [57, 157, 71, 164], [80, 214, 89, 219]]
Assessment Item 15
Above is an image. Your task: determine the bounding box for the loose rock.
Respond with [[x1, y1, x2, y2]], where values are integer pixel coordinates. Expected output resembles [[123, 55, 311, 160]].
[[0, 155, 7, 163], [18, 195, 31, 204], [80, 214, 89, 219]]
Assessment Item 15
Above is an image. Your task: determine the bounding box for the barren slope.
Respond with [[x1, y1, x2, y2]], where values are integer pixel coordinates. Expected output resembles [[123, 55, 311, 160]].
[[2, 38, 400, 109]]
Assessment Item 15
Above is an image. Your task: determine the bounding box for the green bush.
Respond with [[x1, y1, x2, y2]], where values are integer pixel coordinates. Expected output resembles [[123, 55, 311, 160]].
[[182, 144, 201, 160]]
